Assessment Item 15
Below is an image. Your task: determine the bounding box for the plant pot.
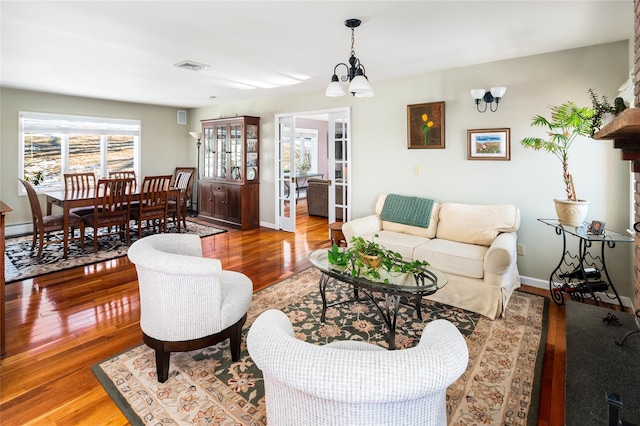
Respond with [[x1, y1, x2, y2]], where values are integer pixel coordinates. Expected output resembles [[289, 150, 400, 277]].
[[359, 253, 379, 269], [554, 199, 589, 226], [377, 269, 409, 285]]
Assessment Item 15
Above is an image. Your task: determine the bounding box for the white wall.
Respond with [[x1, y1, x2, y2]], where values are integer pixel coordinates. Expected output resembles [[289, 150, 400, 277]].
[[189, 41, 634, 298], [1, 41, 633, 299]]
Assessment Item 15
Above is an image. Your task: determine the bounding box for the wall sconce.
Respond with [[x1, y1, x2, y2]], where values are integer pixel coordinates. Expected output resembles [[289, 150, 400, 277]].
[[470, 87, 507, 112]]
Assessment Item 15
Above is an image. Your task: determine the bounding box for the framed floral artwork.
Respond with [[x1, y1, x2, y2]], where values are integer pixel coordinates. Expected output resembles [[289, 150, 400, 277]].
[[467, 128, 511, 160], [407, 101, 445, 149]]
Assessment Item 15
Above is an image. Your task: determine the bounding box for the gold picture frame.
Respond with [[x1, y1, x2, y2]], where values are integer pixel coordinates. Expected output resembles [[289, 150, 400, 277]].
[[407, 101, 445, 149], [467, 128, 511, 160]]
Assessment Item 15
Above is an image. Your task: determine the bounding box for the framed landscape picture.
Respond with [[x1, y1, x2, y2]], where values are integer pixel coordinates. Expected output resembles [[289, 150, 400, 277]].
[[467, 128, 511, 160], [407, 101, 445, 149]]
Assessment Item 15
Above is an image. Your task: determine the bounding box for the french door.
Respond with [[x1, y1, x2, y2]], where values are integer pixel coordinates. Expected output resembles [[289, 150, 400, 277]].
[[275, 108, 350, 232], [327, 110, 349, 224], [276, 116, 296, 232]]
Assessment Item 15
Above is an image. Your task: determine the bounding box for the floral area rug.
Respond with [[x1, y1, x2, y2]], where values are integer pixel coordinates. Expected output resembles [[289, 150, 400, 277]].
[[93, 268, 548, 426], [4, 220, 226, 283]]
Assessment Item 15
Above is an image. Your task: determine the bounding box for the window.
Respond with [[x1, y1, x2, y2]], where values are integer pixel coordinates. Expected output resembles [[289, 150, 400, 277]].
[[295, 129, 318, 173], [19, 112, 140, 192], [280, 127, 318, 173]]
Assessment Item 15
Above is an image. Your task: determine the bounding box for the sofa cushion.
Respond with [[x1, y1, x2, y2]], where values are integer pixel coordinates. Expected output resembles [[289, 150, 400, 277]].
[[375, 194, 440, 239], [435, 203, 520, 246], [414, 239, 488, 279], [361, 230, 427, 261]]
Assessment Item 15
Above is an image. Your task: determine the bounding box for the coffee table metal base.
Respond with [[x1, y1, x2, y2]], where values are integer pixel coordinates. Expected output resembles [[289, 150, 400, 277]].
[[318, 273, 423, 350]]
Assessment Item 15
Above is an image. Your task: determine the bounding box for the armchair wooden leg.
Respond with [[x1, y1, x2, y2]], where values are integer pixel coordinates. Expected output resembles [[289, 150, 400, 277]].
[[142, 314, 248, 383], [155, 347, 171, 383], [230, 316, 247, 362]]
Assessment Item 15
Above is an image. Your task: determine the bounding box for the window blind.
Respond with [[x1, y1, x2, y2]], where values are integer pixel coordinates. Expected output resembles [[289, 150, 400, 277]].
[[20, 112, 140, 136]]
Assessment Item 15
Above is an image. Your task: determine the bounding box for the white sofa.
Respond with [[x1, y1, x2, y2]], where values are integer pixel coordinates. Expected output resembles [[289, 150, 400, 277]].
[[342, 194, 521, 319]]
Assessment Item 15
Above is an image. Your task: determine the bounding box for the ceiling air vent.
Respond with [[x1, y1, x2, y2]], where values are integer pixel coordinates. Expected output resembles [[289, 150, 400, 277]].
[[174, 60, 209, 72]]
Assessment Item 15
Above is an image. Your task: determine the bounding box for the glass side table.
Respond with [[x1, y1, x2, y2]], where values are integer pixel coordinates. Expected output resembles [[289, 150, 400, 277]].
[[538, 219, 633, 310]]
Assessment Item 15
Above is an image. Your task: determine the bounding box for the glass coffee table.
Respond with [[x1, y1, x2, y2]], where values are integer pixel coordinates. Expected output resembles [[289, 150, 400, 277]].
[[308, 249, 447, 349]]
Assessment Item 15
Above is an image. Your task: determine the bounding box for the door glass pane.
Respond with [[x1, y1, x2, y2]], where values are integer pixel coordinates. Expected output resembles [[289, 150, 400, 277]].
[[279, 121, 293, 223], [332, 116, 349, 221], [280, 140, 292, 201]]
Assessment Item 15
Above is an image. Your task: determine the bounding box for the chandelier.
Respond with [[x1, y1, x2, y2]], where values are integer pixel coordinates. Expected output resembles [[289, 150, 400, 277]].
[[325, 19, 374, 98]]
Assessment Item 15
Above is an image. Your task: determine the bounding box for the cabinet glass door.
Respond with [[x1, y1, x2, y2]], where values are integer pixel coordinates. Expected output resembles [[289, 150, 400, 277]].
[[229, 122, 243, 182], [203, 126, 214, 178], [214, 124, 227, 180], [246, 124, 258, 182]]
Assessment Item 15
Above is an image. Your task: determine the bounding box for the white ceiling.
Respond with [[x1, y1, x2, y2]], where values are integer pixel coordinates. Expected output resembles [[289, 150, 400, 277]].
[[0, 1, 633, 108]]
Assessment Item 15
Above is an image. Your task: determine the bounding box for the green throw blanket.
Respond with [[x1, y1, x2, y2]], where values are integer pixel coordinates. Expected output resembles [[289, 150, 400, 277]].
[[380, 194, 434, 228]]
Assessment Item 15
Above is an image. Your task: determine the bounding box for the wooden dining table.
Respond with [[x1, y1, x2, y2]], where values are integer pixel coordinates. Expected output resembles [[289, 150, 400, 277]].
[[45, 187, 180, 257], [283, 172, 323, 200]]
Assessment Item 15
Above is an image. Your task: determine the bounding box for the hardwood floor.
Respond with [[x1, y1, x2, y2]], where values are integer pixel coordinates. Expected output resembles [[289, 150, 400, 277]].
[[1, 203, 567, 425]]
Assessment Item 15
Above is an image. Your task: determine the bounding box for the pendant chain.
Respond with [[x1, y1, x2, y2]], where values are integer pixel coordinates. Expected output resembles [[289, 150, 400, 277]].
[[350, 28, 356, 57]]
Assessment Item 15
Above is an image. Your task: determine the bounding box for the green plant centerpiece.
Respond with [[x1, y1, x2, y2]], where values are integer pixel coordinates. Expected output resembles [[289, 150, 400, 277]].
[[327, 235, 430, 285], [520, 101, 594, 226]]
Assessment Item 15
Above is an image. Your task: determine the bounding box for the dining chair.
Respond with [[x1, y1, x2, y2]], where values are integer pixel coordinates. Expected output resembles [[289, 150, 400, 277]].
[[64, 172, 97, 217], [64, 172, 96, 191], [173, 167, 196, 213], [19, 178, 85, 257], [108, 170, 137, 191], [131, 175, 172, 239], [108, 170, 139, 213], [82, 178, 134, 253], [168, 170, 193, 231]]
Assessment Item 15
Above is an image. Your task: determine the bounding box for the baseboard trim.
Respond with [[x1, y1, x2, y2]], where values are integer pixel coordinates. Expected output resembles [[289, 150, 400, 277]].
[[5, 223, 32, 238], [520, 274, 633, 310]]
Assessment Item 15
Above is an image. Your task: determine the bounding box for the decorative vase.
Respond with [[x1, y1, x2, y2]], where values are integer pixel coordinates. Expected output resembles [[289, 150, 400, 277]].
[[602, 112, 615, 127], [553, 199, 590, 226]]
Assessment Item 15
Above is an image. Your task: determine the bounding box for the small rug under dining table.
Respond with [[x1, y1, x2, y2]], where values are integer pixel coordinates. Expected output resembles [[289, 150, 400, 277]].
[[4, 220, 226, 283], [93, 268, 548, 425]]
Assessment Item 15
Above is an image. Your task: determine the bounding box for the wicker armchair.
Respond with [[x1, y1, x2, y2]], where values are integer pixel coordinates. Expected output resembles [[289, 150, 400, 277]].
[[128, 233, 253, 382], [247, 309, 468, 426]]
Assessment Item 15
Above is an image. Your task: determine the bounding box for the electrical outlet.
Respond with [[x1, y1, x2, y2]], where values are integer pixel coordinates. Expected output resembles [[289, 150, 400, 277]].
[[517, 244, 525, 256], [414, 165, 421, 175]]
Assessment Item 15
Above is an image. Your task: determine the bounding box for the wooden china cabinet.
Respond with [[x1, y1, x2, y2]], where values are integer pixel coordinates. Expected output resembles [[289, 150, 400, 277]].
[[198, 116, 260, 229]]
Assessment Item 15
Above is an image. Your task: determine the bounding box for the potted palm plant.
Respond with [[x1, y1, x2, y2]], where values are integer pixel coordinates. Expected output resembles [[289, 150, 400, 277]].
[[520, 101, 594, 226]]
